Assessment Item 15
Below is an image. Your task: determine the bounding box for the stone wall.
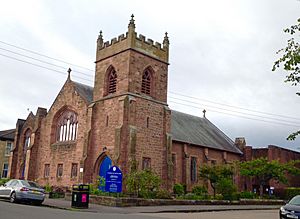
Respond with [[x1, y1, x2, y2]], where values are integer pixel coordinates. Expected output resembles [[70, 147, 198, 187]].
[[94, 50, 168, 102], [172, 141, 241, 192], [35, 80, 90, 187], [64, 193, 284, 207]]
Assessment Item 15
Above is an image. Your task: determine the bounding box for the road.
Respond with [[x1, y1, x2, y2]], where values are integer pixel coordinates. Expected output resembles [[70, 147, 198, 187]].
[[142, 210, 279, 219], [0, 200, 279, 219], [0, 200, 161, 219]]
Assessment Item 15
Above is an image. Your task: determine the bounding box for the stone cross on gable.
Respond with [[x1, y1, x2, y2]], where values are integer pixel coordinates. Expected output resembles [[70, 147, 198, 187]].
[[67, 68, 72, 80]]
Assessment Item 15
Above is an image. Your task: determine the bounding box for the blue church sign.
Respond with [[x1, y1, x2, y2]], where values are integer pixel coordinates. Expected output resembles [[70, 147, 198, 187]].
[[105, 166, 122, 193]]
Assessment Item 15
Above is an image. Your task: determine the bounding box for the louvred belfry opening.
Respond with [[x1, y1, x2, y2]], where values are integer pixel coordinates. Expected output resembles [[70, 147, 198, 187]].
[[141, 69, 151, 95], [108, 69, 117, 94]]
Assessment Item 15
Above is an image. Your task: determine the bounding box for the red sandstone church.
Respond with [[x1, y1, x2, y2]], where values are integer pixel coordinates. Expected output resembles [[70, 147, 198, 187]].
[[6, 16, 299, 193]]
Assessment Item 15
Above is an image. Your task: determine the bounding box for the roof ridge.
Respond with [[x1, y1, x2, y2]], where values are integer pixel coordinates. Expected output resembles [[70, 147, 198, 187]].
[[171, 109, 204, 120], [72, 80, 94, 89], [0, 128, 15, 132]]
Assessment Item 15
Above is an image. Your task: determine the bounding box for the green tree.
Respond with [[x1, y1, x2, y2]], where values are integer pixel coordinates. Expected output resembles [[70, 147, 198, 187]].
[[125, 169, 161, 198], [239, 158, 300, 197], [215, 178, 237, 200], [272, 18, 300, 140], [199, 164, 234, 198]]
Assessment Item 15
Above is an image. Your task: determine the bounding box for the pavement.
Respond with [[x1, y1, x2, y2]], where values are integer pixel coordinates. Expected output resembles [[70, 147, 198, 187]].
[[43, 198, 282, 214]]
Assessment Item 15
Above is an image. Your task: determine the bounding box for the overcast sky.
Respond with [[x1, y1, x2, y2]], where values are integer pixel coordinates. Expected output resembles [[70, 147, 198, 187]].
[[0, 0, 299, 150]]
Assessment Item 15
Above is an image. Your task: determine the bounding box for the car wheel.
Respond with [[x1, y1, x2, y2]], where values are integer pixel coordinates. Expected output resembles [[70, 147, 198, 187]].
[[33, 200, 43, 206], [10, 192, 17, 203]]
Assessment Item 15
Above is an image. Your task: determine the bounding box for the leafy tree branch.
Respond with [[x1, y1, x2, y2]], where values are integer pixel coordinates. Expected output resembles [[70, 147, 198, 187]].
[[272, 18, 300, 140]]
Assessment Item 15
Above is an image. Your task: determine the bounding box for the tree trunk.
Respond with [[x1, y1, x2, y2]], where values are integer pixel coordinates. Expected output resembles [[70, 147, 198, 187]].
[[211, 182, 216, 198], [259, 184, 263, 198]]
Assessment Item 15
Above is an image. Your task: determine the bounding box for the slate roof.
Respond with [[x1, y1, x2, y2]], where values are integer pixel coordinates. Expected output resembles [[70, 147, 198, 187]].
[[70, 80, 241, 154], [171, 110, 242, 154], [0, 129, 15, 141], [73, 81, 94, 103]]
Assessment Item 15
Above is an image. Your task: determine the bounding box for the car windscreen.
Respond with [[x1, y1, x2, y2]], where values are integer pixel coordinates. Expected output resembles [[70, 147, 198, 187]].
[[289, 196, 300, 205], [10, 180, 19, 187], [20, 181, 40, 188]]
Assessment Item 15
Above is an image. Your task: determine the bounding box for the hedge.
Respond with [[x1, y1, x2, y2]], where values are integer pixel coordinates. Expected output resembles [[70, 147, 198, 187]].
[[285, 187, 300, 200]]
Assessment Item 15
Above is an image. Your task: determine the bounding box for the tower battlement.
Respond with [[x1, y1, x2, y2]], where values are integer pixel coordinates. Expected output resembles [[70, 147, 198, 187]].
[[101, 34, 126, 48], [96, 15, 169, 63]]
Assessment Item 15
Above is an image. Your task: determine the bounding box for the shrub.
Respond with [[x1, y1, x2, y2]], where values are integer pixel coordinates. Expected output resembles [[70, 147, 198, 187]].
[[192, 185, 208, 196], [178, 193, 205, 200], [215, 178, 237, 200], [44, 183, 52, 193], [49, 186, 65, 199], [89, 177, 110, 196], [0, 178, 10, 186], [239, 191, 257, 199], [87, 176, 127, 197], [173, 183, 185, 196], [156, 189, 172, 199], [98, 176, 106, 189], [125, 169, 161, 198], [262, 194, 277, 200], [49, 192, 65, 199], [89, 183, 101, 195], [285, 187, 300, 200], [214, 194, 224, 200]]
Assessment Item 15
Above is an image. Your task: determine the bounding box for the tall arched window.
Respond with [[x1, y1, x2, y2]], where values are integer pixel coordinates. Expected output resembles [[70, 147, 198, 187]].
[[141, 68, 152, 95], [107, 68, 117, 94], [56, 111, 78, 142], [24, 129, 31, 150], [22, 129, 31, 178]]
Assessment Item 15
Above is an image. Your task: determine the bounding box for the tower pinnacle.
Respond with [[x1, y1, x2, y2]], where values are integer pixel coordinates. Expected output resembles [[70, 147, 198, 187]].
[[163, 32, 169, 49], [128, 14, 136, 31], [97, 30, 103, 48]]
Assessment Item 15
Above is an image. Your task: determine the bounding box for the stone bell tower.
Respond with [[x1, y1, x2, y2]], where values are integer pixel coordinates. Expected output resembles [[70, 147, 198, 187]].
[[87, 15, 172, 188]]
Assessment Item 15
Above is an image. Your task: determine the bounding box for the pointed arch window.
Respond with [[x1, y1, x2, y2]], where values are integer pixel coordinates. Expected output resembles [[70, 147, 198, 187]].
[[24, 129, 31, 150], [107, 68, 117, 94], [22, 129, 31, 179], [56, 111, 78, 142], [141, 69, 152, 95]]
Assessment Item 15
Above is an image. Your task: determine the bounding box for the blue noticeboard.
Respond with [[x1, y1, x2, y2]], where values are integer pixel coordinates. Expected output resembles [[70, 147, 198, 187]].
[[105, 166, 122, 193]]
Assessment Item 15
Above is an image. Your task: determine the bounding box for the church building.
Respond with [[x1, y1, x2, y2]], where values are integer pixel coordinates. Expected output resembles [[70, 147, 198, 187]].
[[8, 16, 242, 191]]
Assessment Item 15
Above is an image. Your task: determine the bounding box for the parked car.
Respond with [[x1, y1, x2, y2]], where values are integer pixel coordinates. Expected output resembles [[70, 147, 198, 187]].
[[0, 179, 45, 205], [280, 195, 300, 219]]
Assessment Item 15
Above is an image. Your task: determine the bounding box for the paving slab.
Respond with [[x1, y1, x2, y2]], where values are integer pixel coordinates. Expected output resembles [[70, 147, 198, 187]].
[[43, 198, 281, 214]]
